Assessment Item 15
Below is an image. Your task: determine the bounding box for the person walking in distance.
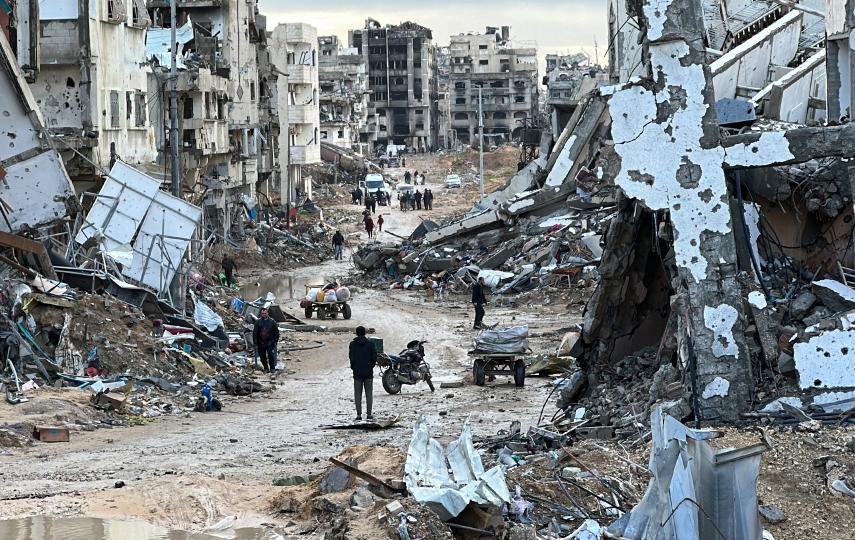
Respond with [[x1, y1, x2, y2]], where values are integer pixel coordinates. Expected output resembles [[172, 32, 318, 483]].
[[221, 255, 237, 287], [253, 308, 279, 373], [332, 230, 345, 261], [404, 170, 412, 183], [349, 326, 376, 421], [377, 215, 384, 233], [415, 189, 423, 210], [424, 188, 433, 210], [364, 213, 375, 238], [471, 277, 487, 329], [370, 193, 377, 214]]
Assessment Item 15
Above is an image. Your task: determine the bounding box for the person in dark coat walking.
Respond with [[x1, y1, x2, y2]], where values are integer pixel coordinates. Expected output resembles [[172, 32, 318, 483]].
[[377, 215, 384, 232], [404, 170, 412, 183], [424, 189, 433, 210], [349, 326, 376, 421], [356, 187, 363, 205], [410, 192, 417, 211], [364, 214, 375, 238], [415, 190, 423, 210], [471, 277, 487, 329], [221, 255, 237, 286], [332, 230, 345, 260], [370, 194, 377, 214], [253, 308, 280, 373]]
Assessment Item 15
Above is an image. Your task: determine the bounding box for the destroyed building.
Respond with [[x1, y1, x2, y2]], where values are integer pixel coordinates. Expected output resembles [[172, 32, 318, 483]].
[[12, 0, 158, 192], [271, 22, 321, 202], [317, 35, 370, 154], [349, 18, 439, 151], [447, 26, 539, 147], [544, 53, 608, 138]]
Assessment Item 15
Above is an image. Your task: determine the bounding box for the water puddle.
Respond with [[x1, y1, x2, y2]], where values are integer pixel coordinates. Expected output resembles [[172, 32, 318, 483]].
[[239, 274, 298, 302], [0, 516, 282, 540]]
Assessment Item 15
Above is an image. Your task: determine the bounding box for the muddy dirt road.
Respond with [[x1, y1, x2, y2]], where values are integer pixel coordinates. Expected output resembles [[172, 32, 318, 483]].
[[0, 180, 576, 533]]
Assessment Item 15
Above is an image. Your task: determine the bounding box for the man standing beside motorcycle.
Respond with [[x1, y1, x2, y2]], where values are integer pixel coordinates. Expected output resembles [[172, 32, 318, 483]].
[[349, 326, 377, 421]]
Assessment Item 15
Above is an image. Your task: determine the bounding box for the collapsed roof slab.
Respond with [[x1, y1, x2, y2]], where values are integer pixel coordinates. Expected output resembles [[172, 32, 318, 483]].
[[710, 9, 803, 101], [751, 50, 827, 124], [0, 30, 76, 232], [423, 210, 502, 245]]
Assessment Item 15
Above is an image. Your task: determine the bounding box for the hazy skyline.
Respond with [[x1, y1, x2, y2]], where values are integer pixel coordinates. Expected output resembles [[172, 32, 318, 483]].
[[258, 0, 609, 70]]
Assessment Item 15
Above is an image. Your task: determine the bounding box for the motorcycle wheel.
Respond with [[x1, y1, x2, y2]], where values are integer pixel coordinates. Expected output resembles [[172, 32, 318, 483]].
[[425, 376, 435, 392], [382, 369, 402, 394]]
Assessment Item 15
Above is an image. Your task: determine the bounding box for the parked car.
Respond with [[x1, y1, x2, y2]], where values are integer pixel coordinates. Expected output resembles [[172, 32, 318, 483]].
[[445, 174, 462, 188]]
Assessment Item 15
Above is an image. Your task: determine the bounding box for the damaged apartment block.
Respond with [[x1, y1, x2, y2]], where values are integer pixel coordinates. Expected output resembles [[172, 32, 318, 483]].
[[582, 0, 855, 423]]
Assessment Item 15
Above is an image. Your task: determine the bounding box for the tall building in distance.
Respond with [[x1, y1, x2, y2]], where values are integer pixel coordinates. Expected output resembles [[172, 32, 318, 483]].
[[318, 35, 370, 154], [349, 18, 438, 152], [544, 53, 608, 137], [447, 26, 538, 148]]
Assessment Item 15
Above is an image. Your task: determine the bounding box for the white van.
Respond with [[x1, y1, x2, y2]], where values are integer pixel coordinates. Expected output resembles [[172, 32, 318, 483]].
[[445, 174, 462, 188], [360, 174, 392, 203]]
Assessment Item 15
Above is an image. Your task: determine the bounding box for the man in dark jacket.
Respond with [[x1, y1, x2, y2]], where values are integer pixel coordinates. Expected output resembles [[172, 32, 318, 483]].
[[424, 189, 433, 210], [415, 190, 423, 210], [332, 230, 345, 260], [253, 308, 279, 373], [472, 277, 487, 329], [221, 255, 237, 286], [349, 326, 376, 421]]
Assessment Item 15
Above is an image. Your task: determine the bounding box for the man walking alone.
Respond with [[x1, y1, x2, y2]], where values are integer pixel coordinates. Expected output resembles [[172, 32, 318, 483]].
[[332, 230, 345, 260], [471, 277, 487, 329], [253, 308, 279, 373], [349, 326, 376, 421]]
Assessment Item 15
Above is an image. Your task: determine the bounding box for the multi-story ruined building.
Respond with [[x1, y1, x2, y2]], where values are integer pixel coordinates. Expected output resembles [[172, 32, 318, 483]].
[[12, 0, 158, 192], [143, 0, 272, 235], [447, 26, 538, 147], [349, 18, 438, 152], [269, 23, 320, 202], [544, 53, 607, 137], [318, 35, 369, 153]]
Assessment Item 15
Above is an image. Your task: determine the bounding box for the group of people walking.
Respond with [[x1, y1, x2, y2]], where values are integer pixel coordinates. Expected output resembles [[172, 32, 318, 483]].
[[399, 189, 433, 211], [403, 170, 425, 185]]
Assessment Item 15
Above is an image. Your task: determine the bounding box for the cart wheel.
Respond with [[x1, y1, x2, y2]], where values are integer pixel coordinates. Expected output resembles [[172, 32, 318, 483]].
[[304, 306, 313, 319], [382, 369, 402, 394], [425, 375, 435, 392], [473, 359, 486, 386], [513, 360, 526, 388], [317, 305, 327, 320], [342, 303, 352, 320]]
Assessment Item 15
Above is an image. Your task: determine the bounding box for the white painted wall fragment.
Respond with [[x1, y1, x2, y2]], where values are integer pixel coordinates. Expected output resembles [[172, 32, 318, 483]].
[[704, 304, 739, 358], [702, 376, 731, 399], [748, 291, 767, 310], [793, 329, 855, 389], [545, 135, 577, 187]]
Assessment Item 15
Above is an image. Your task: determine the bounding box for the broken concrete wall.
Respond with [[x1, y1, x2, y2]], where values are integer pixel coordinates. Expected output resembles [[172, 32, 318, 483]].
[[752, 50, 827, 124], [0, 30, 77, 232], [711, 10, 803, 101]]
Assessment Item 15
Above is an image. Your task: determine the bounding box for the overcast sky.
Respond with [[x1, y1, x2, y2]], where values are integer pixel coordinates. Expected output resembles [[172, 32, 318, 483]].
[[258, 0, 608, 70]]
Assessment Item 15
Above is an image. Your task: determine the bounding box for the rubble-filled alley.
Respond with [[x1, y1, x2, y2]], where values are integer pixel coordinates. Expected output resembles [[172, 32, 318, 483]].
[[5, 0, 855, 539]]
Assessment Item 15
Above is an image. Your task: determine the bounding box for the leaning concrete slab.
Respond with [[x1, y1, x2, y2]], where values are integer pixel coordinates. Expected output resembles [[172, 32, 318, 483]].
[[0, 30, 76, 232]]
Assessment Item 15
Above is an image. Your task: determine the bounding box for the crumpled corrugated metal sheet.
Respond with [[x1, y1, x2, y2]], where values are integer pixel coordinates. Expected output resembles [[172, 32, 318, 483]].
[[605, 407, 770, 540]]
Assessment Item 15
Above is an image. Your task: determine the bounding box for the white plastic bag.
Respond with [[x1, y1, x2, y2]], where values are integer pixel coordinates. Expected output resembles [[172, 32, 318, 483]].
[[306, 288, 320, 302]]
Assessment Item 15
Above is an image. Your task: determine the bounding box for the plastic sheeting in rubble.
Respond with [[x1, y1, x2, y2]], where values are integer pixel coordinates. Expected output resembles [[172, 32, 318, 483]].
[[605, 406, 770, 540], [474, 326, 529, 354], [405, 416, 511, 521]]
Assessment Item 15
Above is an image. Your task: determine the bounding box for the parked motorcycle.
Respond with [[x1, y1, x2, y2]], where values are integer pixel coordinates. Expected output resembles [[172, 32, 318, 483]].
[[377, 340, 435, 394]]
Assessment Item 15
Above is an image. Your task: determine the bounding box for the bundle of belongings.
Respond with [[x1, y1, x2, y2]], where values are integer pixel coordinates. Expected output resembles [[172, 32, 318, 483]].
[[300, 282, 351, 308], [473, 326, 529, 354]]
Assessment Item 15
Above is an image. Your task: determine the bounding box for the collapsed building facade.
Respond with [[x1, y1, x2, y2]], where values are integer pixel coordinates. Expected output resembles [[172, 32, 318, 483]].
[[317, 35, 369, 154], [447, 26, 539, 147], [381, 0, 855, 427], [349, 18, 439, 152], [544, 53, 608, 138]]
